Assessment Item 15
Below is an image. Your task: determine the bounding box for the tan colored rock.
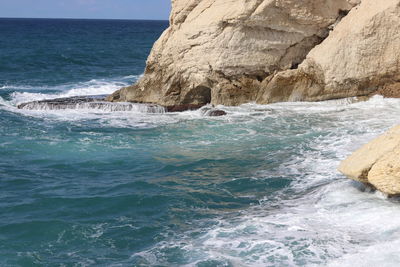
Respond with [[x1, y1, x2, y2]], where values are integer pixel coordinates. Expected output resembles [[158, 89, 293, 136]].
[[108, 0, 358, 108], [338, 126, 400, 183], [368, 147, 400, 195], [258, 0, 400, 103]]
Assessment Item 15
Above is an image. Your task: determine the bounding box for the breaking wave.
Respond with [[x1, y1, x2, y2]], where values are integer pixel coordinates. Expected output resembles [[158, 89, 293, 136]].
[[7, 76, 140, 105]]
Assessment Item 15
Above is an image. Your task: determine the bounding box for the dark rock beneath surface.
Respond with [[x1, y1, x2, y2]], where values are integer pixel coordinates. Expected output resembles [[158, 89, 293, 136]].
[[207, 109, 227, 116], [17, 95, 227, 114], [17, 95, 166, 113], [166, 104, 205, 112], [200, 107, 227, 117], [17, 95, 106, 110]]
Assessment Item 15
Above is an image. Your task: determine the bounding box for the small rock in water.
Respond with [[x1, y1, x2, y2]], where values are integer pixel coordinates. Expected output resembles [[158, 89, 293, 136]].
[[201, 107, 227, 117], [208, 109, 227, 116]]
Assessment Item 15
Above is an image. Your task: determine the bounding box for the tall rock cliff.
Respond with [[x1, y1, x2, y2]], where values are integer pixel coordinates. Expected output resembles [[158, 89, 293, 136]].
[[258, 0, 400, 103], [108, 0, 400, 110]]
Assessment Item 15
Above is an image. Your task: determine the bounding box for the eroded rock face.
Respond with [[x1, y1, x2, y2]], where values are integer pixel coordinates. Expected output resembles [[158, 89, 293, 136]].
[[258, 0, 400, 103], [339, 126, 400, 196], [368, 149, 400, 196], [108, 0, 360, 107]]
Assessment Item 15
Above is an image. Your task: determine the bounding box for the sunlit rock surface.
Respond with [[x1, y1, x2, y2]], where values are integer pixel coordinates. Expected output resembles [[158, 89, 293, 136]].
[[108, 0, 363, 108], [339, 125, 400, 196]]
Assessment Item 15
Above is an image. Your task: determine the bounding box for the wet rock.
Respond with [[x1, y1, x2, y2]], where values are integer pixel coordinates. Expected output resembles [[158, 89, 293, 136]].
[[207, 109, 227, 117], [17, 95, 105, 110], [17, 95, 166, 113], [166, 104, 205, 112], [200, 107, 227, 117]]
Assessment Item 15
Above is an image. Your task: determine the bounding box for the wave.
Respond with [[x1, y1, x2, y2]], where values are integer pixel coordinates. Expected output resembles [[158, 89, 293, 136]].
[[3, 93, 400, 129], [19, 100, 167, 113], [3, 91, 400, 264], [7, 76, 140, 105], [127, 95, 400, 266]]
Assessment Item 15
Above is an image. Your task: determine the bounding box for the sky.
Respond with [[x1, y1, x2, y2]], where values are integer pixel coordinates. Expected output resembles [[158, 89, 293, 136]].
[[0, 0, 171, 20]]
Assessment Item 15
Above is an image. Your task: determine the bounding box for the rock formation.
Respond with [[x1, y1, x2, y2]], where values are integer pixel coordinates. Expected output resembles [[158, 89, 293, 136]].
[[259, 0, 400, 103], [339, 126, 400, 196], [108, 0, 400, 109]]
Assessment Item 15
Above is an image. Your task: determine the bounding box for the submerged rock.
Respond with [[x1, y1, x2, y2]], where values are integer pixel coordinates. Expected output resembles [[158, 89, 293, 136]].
[[166, 104, 205, 112], [17, 95, 166, 113], [339, 125, 400, 196], [207, 110, 227, 117], [17, 95, 105, 110], [200, 107, 227, 117]]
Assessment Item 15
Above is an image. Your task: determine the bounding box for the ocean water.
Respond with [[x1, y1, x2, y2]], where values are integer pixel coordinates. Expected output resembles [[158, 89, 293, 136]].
[[1, 18, 400, 267]]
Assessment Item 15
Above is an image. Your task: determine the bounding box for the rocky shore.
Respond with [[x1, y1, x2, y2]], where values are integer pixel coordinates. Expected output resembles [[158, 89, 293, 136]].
[[17, 1, 400, 194], [20, 0, 400, 113], [107, 0, 400, 110]]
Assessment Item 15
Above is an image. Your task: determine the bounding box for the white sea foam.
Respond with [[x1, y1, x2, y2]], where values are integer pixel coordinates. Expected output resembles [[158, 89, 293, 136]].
[[9, 79, 133, 105], [0, 74, 139, 103], [3, 84, 400, 264], [125, 96, 400, 266], [0, 96, 8, 106]]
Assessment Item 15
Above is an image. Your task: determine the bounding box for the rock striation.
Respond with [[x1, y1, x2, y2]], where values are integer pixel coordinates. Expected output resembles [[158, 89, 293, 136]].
[[108, 0, 373, 109], [339, 126, 400, 196], [259, 0, 400, 103]]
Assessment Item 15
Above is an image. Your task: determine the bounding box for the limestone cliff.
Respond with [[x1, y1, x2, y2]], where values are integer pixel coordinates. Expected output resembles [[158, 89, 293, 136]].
[[259, 0, 400, 103], [108, 0, 400, 109]]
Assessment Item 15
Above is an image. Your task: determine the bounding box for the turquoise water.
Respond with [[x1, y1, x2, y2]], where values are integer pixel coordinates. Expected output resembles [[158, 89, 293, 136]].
[[2, 18, 400, 266]]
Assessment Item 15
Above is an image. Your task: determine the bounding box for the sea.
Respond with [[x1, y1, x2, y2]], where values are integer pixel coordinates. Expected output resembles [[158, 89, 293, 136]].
[[1, 18, 400, 267]]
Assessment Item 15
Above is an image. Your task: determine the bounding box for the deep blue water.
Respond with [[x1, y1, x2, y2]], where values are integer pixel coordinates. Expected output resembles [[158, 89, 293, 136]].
[[2, 18, 400, 267]]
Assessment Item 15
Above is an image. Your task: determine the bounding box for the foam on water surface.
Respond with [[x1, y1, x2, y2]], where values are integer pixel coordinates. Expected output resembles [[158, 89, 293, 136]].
[[8, 76, 139, 105], [120, 96, 400, 266], [2, 78, 400, 265], [9, 93, 383, 266]]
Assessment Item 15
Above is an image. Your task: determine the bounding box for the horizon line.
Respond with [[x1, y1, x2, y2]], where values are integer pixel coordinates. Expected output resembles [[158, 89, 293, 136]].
[[0, 16, 169, 22]]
